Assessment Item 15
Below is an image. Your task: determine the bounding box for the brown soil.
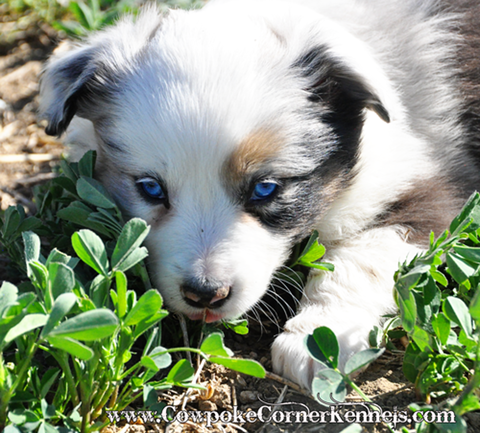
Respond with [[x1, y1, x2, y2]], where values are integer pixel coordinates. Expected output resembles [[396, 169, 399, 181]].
[[1, 9, 478, 433]]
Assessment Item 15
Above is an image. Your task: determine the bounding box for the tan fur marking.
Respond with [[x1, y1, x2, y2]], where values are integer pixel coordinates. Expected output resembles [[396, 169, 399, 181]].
[[224, 129, 283, 184]]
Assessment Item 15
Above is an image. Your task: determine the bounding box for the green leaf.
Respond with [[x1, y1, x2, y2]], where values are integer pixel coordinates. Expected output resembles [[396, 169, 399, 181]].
[[52, 175, 77, 195], [298, 230, 321, 259], [58, 202, 113, 237], [167, 359, 195, 383], [88, 208, 122, 235], [411, 326, 432, 352], [453, 245, 480, 264], [72, 229, 109, 276], [40, 369, 60, 399], [446, 253, 477, 285], [397, 289, 417, 333], [124, 290, 163, 326], [305, 335, 331, 369], [41, 293, 77, 338], [28, 261, 49, 291], [47, 336, 93, 360], [4, 314, 48, 343], [0, 281, 18, 317], [48, 309, 118, 341], [302, 262, 335, 271], [344, 348, 385, 375], [78, 150, 96, 178], [59, 159, 79, 183], [444, 297, 473, 338], [300, 242, 326, 264], [2, 205, 21, 238], [132, 310, 169, 339], [402, 341, 425, 383], [201, 333, 233, 357], [455, 393, 480, 415], [469, 287, 480, 324], [369, 326, 382, 348], [115, 271, 127, 319], [450, 192, 480, 234], [46, 249, 79, 269], [141, 347, 172, 372], [430, 269, 448, 287], [111, 218, 150, 271], [48, 263, 76, 299], [89, 274, 111, 308], [397, 265, 430, 291], [23, 231, 41, 263], [18, 217, 42, 234], [40, 399, 56, 420], [312, 369, 346, 405], [77, 176, 117, 209], [209, 357, 266, 378], [113, 247, 149, 273], [223, 319, 249, 335], [305, 326, 339, 369], [431, 313, 451, 346]]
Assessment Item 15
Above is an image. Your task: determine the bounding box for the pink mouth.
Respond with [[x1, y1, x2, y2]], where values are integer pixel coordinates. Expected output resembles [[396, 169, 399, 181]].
[[186, 310, 225, 323]]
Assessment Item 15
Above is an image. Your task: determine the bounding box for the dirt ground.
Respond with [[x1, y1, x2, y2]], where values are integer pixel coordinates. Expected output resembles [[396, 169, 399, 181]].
[[1, 8, 478, 433]]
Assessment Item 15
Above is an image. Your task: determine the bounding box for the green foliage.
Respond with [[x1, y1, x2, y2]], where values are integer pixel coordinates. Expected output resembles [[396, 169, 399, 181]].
[[53, 0, 140, 37], [391, 192, 480, 432], [3, 0, 207, 37], [307, 193, 480, 433], [291, 230, 335, 272], [0, 153, 264, 432], [52, 0, 207, 37], [305, 327, 384, 406]]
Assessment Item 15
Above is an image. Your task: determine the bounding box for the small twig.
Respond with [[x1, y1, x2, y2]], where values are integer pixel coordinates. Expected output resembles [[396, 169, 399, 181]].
[[0, 187, 35, 213], [181, 358, 207, 410], [232, 384, 238, 407], [275, 385, 288, 405], [177, 314, 192, 365], [225, 423, 248, 433], [13, 172, 56, 186], [255, 384, 289, 432], [0, 153, 59, 163], [264, 371, 314, 400], [117, 425, 130, 433]]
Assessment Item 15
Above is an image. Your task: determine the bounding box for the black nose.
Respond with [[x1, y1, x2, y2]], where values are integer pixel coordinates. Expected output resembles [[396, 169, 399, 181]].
[[181, 279, 231, 309]]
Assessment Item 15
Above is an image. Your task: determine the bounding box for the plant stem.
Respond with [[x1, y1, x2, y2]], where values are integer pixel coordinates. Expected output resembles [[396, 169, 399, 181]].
[[453, 334, 480, 415], [45, 347, 79, 407], [0, 339, 38, 423], [119, 348, 206, 381], [341, 371, 396, 433], [136, 262, 152, 291]]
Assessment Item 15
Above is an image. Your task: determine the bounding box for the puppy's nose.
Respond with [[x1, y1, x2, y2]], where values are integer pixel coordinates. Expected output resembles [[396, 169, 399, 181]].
[[181, 280, 230, 309]]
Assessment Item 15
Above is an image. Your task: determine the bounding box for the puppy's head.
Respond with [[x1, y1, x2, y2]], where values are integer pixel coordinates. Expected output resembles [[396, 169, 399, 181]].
[[40, 1, 390, 322]]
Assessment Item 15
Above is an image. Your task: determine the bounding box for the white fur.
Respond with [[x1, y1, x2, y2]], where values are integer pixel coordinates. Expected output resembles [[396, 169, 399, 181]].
[[40, 0, 469, 391]]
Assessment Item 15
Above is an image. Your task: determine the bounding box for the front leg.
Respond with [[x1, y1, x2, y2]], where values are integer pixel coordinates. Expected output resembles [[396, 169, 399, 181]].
[[271, 227, 421, 390]]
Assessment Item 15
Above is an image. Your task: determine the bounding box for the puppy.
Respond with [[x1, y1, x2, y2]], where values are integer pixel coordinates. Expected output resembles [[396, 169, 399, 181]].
[[40, 0, 480, 390]]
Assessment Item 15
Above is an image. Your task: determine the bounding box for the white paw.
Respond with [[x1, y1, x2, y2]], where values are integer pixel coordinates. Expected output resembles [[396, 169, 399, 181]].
[[271, 330, 323, 391], [271, 308, 374, 391]]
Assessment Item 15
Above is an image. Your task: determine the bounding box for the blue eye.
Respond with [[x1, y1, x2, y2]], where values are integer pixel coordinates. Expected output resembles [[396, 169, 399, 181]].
[[250, 181, 278, 201], [137, 178, 165, 200]]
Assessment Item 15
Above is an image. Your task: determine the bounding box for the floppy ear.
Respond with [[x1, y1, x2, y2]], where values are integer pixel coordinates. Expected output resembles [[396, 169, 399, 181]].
[[39, 44, 116, 137], [296, 47, 390, 124]]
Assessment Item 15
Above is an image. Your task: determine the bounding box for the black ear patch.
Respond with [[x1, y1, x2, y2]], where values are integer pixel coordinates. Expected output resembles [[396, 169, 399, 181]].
[[295, 46, 390, 124], [292, 46, 391, 183], [40, 47, 117, 137]]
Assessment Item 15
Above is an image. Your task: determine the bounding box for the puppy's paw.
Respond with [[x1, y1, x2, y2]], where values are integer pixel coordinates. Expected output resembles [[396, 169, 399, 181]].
[[271, 330, 322, 391]]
